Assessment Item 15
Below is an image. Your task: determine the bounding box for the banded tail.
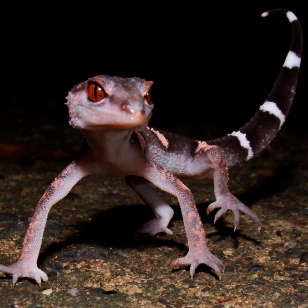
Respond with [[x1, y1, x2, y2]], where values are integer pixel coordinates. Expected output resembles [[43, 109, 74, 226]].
[[208, 9, 302, 167]]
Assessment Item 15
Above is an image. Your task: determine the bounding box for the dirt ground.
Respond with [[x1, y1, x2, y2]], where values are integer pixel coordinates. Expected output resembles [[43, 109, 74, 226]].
[[0, 85, 307, 308]]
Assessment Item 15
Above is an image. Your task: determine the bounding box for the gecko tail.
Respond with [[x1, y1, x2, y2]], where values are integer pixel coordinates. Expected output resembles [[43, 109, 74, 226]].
[[208, 9, 302, 167]]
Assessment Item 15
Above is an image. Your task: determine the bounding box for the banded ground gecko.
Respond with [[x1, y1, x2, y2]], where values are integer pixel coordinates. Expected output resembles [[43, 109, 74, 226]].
[[0, 9, 302, 285]]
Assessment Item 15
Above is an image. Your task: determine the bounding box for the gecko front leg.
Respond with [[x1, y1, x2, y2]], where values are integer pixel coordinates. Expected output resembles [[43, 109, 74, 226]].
[[0, 160, 89, 285], [204, 146, 262, 230], [125, 175, 174, 236], [141, 160, 224, 278]]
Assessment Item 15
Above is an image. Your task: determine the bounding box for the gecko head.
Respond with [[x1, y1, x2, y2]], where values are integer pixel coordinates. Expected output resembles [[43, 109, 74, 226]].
[[65, 75, 154, 130]]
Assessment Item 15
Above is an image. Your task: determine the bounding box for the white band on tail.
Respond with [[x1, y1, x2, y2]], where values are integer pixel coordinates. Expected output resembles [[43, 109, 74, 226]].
[[260, 101, 286, 128], [283, 51, 301, 69], [286, 11, 298, 22], [229, 131, 254, 160]]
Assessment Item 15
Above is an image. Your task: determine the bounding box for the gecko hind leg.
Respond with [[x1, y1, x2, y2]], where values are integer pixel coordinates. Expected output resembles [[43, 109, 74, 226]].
[[203, 146, 262, 231], [125, 176, 174, 236]]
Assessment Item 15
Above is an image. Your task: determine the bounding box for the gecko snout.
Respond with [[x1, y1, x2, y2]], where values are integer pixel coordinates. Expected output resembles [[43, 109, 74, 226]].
[[121, 101, 145, 115]]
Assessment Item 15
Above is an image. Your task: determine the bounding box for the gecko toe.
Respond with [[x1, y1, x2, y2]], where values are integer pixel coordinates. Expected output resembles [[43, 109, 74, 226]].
[[235, 201, 262, 230], [189, 262, 198, 278], [214, 207, 228, 223], [33, 275, 41, 285], [138, 217, 173, 236], [233, 209, 240, 231], [207, 201, 220, 214], [164, 228, 173, 235], [32, 269, 48, 285], [12, 272, 21, 286]]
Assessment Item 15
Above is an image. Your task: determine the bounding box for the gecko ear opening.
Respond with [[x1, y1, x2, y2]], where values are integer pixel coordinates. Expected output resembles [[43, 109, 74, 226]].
[[144, 89, 153, 104], [87, 81, 107, 102]]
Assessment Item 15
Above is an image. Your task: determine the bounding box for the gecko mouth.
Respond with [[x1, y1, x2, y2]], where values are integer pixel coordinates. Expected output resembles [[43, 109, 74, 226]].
[[67, 102, 152, 130]]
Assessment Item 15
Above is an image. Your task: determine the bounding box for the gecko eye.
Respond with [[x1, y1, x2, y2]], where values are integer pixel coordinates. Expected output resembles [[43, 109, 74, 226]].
[[87, 81, 106, 102], [144, 90, 153, 104]]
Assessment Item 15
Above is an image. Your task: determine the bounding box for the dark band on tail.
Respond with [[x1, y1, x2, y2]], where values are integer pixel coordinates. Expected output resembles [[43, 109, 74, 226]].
[[208, 9, 302, 167]]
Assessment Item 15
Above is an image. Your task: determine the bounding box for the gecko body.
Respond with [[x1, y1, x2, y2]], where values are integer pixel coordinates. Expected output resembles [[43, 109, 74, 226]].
[[0, 9, 302, 285]]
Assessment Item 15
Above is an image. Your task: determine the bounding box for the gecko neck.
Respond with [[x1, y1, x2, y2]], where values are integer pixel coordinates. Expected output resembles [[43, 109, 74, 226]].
[[80, 128, 143, 174], [82, 128, 133, 152]]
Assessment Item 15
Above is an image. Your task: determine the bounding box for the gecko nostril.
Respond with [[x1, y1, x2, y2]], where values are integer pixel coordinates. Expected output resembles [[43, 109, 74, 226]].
[[121, 102, 133, 113], [121, 102, 144, 115]]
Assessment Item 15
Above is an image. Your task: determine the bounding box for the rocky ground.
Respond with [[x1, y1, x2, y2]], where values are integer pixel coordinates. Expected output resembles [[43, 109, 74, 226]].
[[0, 91, 307, 308]]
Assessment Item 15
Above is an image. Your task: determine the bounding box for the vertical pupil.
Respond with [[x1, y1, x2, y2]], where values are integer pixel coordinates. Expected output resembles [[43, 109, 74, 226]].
[[96, 85, 102, 99], [94, 85, 99, 99]]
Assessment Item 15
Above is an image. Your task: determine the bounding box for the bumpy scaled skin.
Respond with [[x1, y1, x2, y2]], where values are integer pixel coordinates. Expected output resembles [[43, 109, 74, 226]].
[[0, 10, 302, 285]]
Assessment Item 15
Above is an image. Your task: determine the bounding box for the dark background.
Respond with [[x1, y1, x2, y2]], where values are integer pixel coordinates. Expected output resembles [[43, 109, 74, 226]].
[[1, 2, 307, 142]]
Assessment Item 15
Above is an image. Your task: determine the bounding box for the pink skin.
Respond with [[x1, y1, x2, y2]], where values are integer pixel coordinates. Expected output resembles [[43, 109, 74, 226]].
[[0, 75, 260, 284], [0, 161, 88, 285]]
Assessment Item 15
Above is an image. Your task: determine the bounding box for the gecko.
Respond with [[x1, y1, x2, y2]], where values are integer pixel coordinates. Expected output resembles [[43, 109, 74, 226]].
[[0, 9, 302, 285]]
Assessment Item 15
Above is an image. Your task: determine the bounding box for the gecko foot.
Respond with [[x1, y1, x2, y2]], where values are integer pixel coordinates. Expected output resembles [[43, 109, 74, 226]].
[[207, 192, 262, 231], [137, 217, 173, 236], [0, 261, 48, 285], [137, 205, 174, 237], [169, 247, 225, 278]]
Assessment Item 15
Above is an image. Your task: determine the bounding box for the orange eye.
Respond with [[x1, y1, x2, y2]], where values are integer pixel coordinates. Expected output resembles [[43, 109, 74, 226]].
[[87, 81, 106, 102], [144, 90, 152, 104]]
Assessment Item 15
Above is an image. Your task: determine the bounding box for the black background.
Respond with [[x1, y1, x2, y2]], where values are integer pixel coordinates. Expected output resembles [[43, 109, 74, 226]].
[[1, 2, 307, 140]]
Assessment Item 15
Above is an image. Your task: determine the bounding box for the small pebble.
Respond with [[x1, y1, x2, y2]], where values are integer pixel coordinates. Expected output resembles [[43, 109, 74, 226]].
[[41, 288, 53, 296], [67, 288, 80, 297]]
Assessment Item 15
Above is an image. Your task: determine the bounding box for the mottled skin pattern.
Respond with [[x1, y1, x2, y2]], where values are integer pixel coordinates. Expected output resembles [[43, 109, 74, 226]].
[[0, 9, 302, 285]]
